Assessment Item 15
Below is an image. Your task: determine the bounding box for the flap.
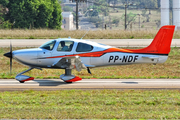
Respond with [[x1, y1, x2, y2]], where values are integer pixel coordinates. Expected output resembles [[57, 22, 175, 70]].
[[52, 56, 86, 72]]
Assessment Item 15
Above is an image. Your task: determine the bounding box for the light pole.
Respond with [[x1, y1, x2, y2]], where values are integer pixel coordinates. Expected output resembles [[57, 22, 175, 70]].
[[74, 0, 87, 30]]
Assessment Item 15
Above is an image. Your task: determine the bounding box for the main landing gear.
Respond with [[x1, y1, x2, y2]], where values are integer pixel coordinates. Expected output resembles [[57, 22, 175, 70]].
[[60, 68, 82, 83]]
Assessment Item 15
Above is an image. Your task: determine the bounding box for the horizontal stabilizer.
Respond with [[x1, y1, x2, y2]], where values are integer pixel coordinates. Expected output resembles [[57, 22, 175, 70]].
[[142, 56, 159, 59]]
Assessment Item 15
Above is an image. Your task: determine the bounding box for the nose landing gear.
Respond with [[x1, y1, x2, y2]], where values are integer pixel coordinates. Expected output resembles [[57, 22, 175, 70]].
[[15, 68, 34, 83]]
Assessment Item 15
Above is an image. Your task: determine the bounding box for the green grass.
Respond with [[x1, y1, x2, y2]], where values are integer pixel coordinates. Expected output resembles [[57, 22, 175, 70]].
[[0, 90, 180, 119]]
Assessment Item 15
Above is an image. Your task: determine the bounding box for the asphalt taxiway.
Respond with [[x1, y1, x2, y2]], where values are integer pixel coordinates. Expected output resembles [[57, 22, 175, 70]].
[[0, 79, 180, 91]]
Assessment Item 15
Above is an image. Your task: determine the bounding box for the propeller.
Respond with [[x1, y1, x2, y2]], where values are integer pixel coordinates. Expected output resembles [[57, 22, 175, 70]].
[[10, 42, 12, 74], [4, 42, 13, 74]]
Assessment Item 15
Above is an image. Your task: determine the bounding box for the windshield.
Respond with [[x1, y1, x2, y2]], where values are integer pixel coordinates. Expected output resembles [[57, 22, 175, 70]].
[[40, 40, 56, 50]]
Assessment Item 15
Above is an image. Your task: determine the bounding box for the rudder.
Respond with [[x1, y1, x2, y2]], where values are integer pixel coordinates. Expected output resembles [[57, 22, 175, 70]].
[[129, 25, 175, 55], [146, 25, 175, 54]]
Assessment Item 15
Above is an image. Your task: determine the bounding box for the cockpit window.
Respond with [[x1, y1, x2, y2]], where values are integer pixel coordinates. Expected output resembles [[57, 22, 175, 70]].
[[40, 40, 56, 50], [76, 42, 93, 52], [57, 41, 74, 52]]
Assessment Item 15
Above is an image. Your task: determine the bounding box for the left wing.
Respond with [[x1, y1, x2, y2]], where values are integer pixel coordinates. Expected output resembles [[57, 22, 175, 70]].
[[52, 56, 87, 71]]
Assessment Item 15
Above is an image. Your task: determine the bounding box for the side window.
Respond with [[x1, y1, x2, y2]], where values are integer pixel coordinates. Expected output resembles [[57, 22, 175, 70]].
[[57, 41, 74, 52], [76, 42, 93, 52]]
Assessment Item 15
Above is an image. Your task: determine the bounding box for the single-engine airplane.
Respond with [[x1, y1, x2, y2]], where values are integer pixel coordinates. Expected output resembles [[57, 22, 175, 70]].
[[4, 25, 175, 83]]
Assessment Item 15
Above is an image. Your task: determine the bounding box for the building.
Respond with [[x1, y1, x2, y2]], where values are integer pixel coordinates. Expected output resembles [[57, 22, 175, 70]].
[[161, 0, 180, 30], [61, 12, 74, 30]]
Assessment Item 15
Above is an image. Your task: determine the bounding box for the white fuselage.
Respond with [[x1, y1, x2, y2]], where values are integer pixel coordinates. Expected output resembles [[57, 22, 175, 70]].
[[12, 38, 168, 69]]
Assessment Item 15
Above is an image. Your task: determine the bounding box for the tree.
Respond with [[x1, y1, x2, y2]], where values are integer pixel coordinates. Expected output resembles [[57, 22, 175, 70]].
[[121, 12, 136, 29], [49, 0, 62, 29], [141, 10, 150, 22], [0, 0, 62, 29], [0, 4, 12, 28], [88, 0, 109, 16], [136, 0, 158, 9], [0, 5, 4, 24], [112, 16, 120, 27]]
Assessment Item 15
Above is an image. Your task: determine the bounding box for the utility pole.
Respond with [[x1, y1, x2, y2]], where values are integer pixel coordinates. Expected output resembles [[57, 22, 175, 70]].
[[70, 0, 87, 30], [125, 4, 127, 30], [76, 0, 79, 30], [124, 2, 133, 30]]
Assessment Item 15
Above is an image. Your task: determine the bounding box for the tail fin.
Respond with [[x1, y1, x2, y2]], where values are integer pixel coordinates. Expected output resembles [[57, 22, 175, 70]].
[[131, 25, 175, 54]]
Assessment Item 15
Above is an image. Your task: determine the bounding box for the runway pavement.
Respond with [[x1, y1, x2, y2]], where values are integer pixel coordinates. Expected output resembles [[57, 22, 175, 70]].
[[0, 39, 180, 47], [0, 79, 180, 91]]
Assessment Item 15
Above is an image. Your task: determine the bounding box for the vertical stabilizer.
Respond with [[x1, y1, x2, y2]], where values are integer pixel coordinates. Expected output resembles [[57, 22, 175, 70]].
[[129, 25, 175, 54]]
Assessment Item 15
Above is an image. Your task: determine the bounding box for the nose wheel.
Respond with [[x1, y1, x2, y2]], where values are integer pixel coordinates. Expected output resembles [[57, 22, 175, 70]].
[[15, 68, 34, 83]]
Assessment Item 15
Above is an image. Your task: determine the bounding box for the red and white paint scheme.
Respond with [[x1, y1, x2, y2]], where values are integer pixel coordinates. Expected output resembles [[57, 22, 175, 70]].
[[4, 25, 175, 83]]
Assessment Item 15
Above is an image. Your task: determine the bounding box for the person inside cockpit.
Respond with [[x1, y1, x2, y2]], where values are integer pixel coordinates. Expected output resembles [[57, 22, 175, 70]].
[[60, 41, 69, 51]]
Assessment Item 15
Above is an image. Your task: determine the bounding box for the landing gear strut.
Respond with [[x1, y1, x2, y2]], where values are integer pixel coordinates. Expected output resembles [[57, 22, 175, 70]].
[[60, 68, 82, 83], [15, 68, 34, 83]]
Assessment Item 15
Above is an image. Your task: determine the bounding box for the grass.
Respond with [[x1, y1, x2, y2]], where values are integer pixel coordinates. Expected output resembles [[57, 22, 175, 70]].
[[1, 47, 180, 79], [1, 29, 180, 39], [0, 89, 180, 119]]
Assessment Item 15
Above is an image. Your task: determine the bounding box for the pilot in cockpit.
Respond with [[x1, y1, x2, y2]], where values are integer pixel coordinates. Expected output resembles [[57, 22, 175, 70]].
[[61, 41, 69, 51]]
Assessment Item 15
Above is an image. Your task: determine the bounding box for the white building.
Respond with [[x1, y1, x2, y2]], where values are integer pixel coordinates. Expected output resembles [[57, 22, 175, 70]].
[[61, 12, 74, 30], [161, 0, 180, 30], [161, 0, 169, 27], [173, 0, 180, 30]]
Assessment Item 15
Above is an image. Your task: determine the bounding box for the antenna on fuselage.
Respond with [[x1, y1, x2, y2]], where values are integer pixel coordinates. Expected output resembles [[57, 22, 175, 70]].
[[80, 8, 94, 39], [81, 28, 90, 39]]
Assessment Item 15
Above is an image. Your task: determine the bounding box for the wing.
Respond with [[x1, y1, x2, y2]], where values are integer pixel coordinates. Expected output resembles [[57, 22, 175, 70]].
[[52, 56, 87, 72]]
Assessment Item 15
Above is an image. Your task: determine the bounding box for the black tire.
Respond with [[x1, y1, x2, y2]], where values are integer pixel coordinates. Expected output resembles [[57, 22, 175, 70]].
[[65, 82, 72, 83], [19, 81, 25, 83]]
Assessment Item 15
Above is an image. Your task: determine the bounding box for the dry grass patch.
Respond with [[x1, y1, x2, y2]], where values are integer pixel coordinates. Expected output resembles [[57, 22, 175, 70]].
[[1, 29, 180, 39]]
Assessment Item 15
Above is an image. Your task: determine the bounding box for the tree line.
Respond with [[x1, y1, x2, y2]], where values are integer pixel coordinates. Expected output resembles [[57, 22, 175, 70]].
[[0, 0, 62, 29]]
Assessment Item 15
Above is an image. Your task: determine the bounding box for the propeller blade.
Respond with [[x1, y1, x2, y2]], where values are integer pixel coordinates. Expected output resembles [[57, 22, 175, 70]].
[[10, 57, 12, 74], [10, 42, 12, 74], [10, 42, 12, 54], [4, 41, 13, 74]]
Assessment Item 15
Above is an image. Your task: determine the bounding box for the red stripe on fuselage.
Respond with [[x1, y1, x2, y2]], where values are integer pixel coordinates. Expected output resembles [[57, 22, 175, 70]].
[[45, 48, 167, 59]]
